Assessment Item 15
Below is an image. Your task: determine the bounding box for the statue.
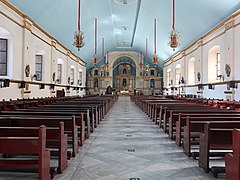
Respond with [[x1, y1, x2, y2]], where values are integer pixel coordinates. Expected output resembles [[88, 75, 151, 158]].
[[106, 85, 112, 94]]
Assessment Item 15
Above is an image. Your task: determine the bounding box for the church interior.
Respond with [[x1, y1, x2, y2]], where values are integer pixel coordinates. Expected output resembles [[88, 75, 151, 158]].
[[0, 0, 240, 179]]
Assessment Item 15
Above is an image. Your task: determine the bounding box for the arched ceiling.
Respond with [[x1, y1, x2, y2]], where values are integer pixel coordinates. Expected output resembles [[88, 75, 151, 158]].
[[8, 0, 240, 69]]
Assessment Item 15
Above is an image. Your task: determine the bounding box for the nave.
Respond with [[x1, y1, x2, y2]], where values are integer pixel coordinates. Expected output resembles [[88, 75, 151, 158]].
[[53, 96, 218, 180]]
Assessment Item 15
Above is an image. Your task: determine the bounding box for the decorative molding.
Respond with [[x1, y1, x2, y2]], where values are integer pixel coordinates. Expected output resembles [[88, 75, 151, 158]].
[[197, 39, 203, 47], [0, 0, 86, 67], [225, 20, 234, 32], [23, 17, 33, 31], [51, 39, 57, 48]]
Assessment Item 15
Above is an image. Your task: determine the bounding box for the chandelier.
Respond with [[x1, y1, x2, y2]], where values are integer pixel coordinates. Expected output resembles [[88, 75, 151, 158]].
[[73, 0, 85, 50], [169, 0, 179, 51], [93, 17, 98, 66], [152, 17, 158, 66]]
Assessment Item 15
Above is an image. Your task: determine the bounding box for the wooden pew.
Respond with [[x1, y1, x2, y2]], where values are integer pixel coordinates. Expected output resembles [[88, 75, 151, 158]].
[[0, 115, 80, 157], [13, 108, 91, 138], [182, 117, 240, 157], [198, 122, 240, 175], [0, 122, 67, 174], [0, 125, 51, 180], [174, 111, 240, 146], [161, 105, 214, 133], [225, 129, 240, 180]]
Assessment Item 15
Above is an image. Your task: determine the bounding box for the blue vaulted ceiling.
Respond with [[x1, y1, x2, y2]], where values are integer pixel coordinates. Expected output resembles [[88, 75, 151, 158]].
[[8, 0, 240, 69]]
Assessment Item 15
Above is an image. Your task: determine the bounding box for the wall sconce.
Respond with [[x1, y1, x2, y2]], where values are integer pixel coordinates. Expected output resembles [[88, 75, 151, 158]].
[[39, 84, 45, 89], [229, 81, 238, 89], [198, 84, 204, 90], [19, 81, 26, 89], [208, 84, 215, 90], [49, 84, 55, 90]]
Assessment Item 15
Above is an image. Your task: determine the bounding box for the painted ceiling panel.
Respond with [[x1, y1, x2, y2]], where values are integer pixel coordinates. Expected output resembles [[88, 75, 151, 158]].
[[7, 0, 240, 69]]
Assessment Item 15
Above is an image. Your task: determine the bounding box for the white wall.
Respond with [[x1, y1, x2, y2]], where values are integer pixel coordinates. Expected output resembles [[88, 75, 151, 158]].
[[0, 1, 86, 100], [163, 9, 240, 100]]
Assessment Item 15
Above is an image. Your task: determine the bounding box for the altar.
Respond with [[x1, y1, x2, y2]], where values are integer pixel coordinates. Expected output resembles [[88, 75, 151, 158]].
[[120, 90, 129, 95]]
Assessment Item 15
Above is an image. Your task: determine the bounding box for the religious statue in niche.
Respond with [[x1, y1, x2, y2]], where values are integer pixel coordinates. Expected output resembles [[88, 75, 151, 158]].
[[225, 64, 231, 77], [197, 72, 201, 82], [25, 65, 30, 77]]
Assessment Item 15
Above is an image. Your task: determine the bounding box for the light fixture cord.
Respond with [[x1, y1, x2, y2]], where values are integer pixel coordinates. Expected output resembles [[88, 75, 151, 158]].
[[78, 0, 81, 30], [94, 18, 97, 54], [154, 18, 157, 54], [102, 38, 104, 65], [146, 38, 148, 64], [172, 0, 175, 30]]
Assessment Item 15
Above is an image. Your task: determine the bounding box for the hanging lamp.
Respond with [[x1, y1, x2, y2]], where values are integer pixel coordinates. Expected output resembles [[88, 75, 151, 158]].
[[152, 17, 158, 66], [73, 0, 85, 50], [145, 38, 149, 73], [169, 0, 179, 51], [93, 17, 98, 66]]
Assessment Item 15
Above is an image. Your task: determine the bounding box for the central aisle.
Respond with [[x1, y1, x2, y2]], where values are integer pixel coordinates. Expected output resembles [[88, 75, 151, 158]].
[[56, 96, 218, 180]]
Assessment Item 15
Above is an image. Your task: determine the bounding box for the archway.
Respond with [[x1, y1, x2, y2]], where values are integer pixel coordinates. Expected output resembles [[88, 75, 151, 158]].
[[112, 56, 136, 92]]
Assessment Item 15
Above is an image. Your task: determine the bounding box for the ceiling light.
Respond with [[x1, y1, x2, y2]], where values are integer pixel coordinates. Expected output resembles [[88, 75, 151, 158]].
[[114, 0, 137, 5]]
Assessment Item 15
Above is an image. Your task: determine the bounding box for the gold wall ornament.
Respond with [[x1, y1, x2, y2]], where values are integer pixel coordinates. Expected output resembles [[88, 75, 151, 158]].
[[93, 54, 98, 65], [169, 30, 179, 51], [73, 29, 85, 51], [152, 53, 158, 66]]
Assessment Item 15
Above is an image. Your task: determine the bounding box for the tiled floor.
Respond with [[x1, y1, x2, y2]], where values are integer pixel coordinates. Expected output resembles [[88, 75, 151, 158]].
[[0, 96, 225, 180], [54, 96, 225, 180]]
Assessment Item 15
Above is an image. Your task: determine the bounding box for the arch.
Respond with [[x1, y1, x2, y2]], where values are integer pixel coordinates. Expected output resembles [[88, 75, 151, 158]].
[[57, 58, 64, 84], [175, 64, 181, 85], [70, 65, 75, 85], [208, 45, 220, 82], [109, 54, 139, 77], [188, 57, 195, 85], [0, 26, 13, 78], [166, 68, 172, 86], [35, 46, 46, 81]]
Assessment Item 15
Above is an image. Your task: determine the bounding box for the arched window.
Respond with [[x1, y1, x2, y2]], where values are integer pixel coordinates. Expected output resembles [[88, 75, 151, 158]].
[[94, 69, 98, 76], [175, 64, 181, 85], [167, 69, 172, 86], [0, 26, 13, 78], [57, 58, 63, 84], [208, 45, 220, 82], [188, 58, 195, 85], [70, 65, 74, 85], [150, 79, 155, 88], [78, 69, 82, 86], [35, 46, 46, 81]]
